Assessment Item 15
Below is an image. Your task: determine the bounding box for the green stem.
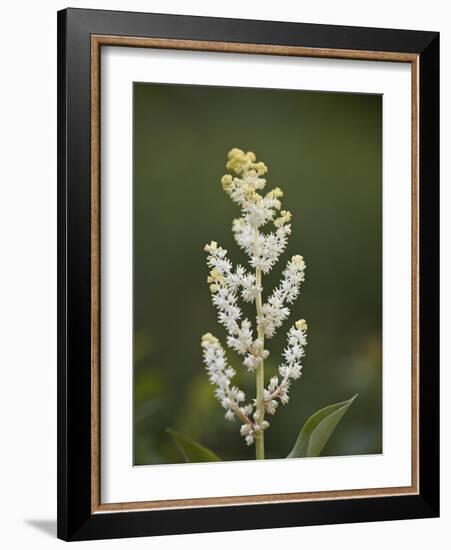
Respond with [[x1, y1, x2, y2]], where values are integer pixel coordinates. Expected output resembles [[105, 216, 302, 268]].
[[255, 268, 265, 460]]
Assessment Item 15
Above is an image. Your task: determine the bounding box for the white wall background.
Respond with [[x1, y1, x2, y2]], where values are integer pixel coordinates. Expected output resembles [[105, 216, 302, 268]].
[[0, 0, 448, 547]]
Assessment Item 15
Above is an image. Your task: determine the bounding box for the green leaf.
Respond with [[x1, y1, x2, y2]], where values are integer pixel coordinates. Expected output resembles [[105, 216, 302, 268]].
[[166, 428, 221, 463], [287, 394, 358, 458]]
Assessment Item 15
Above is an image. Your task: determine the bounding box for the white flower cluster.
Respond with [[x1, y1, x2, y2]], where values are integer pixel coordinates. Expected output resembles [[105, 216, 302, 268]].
[[205, 241, 262, 305], [223, 158, 292, 277], [233, 219, 291, 274], [201, 333, 247, 415], [201, 333, 262, 445], [264, 320, 308, 416], [201, 148, 307, 450], [204, 240, 272, 378], [258, 255, 306, 338]]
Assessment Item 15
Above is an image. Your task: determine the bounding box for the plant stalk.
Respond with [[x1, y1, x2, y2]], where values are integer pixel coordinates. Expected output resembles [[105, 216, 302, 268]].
[[255, 267, 265, 460]]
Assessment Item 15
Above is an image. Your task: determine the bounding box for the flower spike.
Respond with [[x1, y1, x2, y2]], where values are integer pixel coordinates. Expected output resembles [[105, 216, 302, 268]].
[[201, 148, 307, 456]]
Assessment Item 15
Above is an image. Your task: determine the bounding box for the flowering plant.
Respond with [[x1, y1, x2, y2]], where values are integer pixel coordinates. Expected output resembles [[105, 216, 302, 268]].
[[169, 148, 357, 462], [202, 148, 308, 459]]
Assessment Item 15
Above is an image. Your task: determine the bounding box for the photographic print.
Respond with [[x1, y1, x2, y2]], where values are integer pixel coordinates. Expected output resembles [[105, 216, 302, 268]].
[[58, 11, 439, 540], [133, 83, 382, 465]]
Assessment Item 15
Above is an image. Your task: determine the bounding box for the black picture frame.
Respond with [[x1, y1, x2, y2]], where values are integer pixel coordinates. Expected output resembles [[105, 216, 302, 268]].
[[57, 7, 439, 541]]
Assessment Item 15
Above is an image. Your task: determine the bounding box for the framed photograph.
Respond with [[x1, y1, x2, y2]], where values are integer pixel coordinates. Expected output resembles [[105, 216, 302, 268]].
[[57, 8, 439, 541]]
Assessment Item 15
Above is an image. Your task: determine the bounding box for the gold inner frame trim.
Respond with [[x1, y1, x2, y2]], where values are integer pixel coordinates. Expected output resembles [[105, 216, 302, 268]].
[[90, 35, 420, 514]]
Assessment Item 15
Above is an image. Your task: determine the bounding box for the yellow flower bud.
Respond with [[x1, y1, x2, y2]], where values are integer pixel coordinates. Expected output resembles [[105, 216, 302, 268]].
[[204, 241, 218, 253], [228, 147, 244, 160], [256, 162, 268, 176], [274, 210, 292, 227], [232, 218, 245, 232], [291, 255, 305, 270], [221, 174, 233, 192], [295, 319, 308, 331], [266, 187, 283, 199], [208, 269, 224, 285], [201, 333, 218, 346]]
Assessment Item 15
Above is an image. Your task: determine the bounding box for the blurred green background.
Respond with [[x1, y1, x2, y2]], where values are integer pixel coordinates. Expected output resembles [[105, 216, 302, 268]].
[[133, 82, 382, 465]]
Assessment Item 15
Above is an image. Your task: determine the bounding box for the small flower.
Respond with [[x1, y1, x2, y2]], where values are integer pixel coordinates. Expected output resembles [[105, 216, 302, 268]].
[[266, 187, 283, 200], [225, 409, 235, 421], [221, 174, 233, 191], [274, 210, 292, 228], [265, 399, 279, 415], [255, 162, 268, 176], [295, 319, 308, 331], [245, 435, 254, 446], [204, 241, 218, 253]]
